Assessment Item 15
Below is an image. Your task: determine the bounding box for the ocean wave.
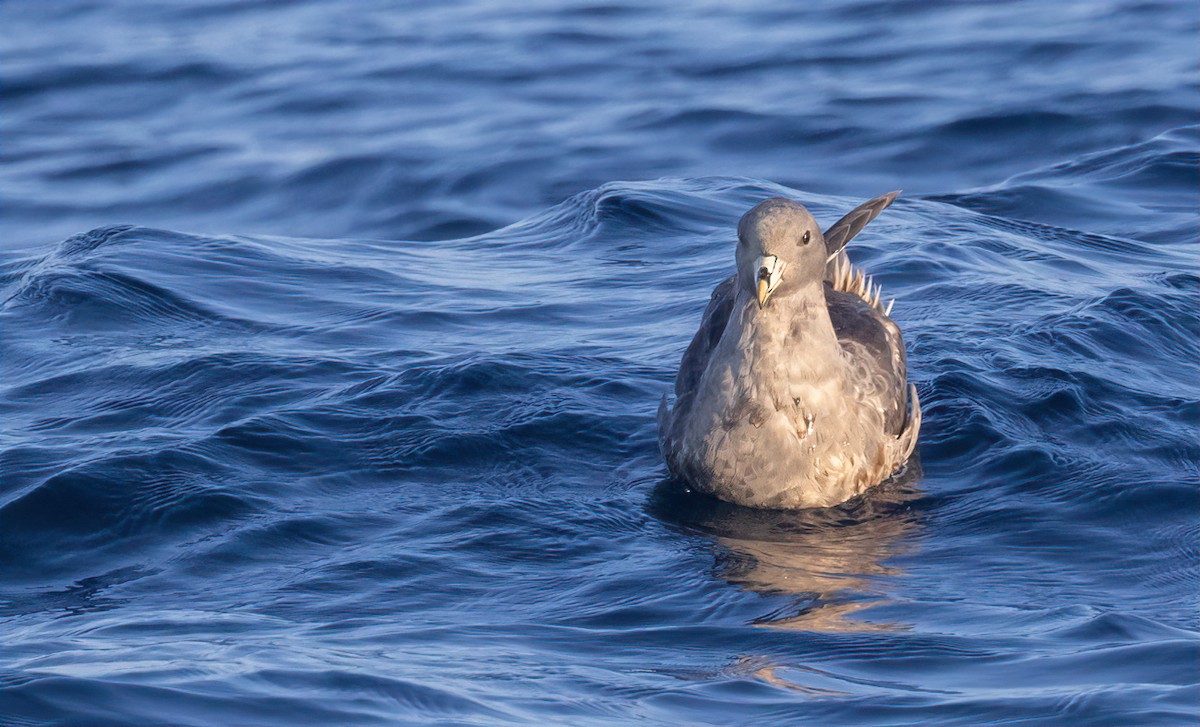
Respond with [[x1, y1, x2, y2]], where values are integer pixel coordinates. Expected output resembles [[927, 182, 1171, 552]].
[[1, 45, 1197, 721]]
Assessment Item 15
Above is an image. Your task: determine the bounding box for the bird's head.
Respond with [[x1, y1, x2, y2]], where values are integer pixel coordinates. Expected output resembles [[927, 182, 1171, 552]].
[[735, 197, 828, 309]]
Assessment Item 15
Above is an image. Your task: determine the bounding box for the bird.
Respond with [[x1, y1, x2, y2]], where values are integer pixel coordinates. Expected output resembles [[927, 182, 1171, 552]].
[[658, 192, 920, 509]]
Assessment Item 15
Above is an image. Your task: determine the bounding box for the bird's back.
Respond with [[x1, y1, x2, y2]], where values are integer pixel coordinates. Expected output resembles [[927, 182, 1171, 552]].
[[824, 261, 910, 437]]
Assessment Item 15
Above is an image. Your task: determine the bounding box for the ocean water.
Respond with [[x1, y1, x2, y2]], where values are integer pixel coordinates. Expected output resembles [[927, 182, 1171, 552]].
[[1, 1, 1197, 724]]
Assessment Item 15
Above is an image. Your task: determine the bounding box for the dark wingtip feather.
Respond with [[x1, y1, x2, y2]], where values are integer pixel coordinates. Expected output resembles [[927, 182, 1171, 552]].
[[822, 191, 902, 256]]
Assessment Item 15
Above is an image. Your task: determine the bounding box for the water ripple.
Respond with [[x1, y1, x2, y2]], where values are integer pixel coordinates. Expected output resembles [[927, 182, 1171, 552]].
[[1, 0, 1197, 723]]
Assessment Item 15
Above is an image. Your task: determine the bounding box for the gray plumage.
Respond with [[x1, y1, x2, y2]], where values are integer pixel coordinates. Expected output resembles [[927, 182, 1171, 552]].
[[658, 193, 920, 509]]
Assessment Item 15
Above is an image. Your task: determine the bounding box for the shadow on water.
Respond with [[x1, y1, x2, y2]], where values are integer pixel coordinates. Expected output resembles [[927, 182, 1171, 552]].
[[646, 460, 925, 633]]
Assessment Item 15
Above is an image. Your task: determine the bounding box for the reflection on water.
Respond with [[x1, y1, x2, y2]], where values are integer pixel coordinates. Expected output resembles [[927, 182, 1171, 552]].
[[728, 655, 855, 697], [649, 462, 923, 633]]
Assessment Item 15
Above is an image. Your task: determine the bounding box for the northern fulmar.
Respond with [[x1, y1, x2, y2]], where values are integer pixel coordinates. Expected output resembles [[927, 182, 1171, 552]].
[[658, 193, 920, 509]]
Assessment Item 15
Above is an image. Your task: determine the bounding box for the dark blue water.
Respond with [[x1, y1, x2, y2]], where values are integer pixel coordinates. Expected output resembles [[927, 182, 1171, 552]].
[[2, 1, 1197, 724]]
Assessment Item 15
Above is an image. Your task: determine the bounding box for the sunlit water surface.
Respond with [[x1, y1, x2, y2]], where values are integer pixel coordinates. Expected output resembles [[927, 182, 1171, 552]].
[[1, 1, 1197, 724]]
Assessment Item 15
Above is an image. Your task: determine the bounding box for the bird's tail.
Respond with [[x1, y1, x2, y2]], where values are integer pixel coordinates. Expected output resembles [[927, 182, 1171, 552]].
[[829, 253, 894, 316]]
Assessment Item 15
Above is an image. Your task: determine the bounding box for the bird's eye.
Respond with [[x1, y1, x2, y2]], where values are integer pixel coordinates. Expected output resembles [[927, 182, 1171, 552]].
[[801, 230, 811, 245]]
